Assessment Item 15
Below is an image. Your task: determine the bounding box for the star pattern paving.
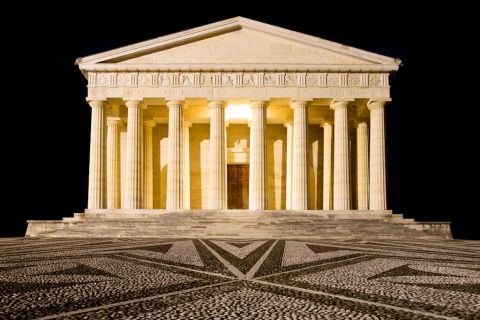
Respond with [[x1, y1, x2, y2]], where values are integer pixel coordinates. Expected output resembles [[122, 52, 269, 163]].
[[0, 238, 479, 319]]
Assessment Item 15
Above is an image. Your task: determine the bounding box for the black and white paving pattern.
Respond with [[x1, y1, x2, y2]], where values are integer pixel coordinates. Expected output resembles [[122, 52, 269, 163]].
[[1, 238, 479, 319]]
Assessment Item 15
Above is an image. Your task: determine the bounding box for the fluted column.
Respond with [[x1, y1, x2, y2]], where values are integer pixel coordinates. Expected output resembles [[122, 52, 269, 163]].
[[368, 100, 388, 210], [357, 122, 369, 210], [87, 100, 106, 209], [249, 100, 268, 210], [124, 100, 144, 209], [331, 100, 350, 210], [143, 120, 156, 209], [106, 117, 122, 209], [183, 121, 191, 209], [284, 122, 293, 210], [291, 100, 309, 210], [208, 100, 226, 210], [166, 100, 184, 210], [322, 122, 333, 210]]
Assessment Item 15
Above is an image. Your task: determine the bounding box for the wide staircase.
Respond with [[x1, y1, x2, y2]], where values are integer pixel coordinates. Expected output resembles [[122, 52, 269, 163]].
[[26, 210, 452, 239]]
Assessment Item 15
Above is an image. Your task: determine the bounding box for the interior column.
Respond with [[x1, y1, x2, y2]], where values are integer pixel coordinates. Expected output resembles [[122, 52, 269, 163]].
[[357, 122, 369, 210], [143, 120, 156, 209], [322, 122, 333, 210], [183, 121, 191, 209], [106, 117, 122, 209], [284, 122, 293, 210]]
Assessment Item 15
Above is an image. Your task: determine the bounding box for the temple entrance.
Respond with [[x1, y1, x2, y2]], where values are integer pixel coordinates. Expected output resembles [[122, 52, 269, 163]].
[[227, 164, 249, 209]]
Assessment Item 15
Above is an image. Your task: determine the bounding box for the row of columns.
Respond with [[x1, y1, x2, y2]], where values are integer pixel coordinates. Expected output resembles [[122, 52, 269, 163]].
[[87, 99, 387, 211], [317, 100, 387, 211]]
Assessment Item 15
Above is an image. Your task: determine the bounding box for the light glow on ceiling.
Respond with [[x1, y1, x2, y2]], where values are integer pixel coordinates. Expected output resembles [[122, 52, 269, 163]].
[[225, 104, 251, 121]]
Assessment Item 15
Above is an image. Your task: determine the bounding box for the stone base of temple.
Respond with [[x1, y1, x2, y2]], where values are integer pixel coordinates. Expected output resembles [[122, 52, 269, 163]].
[[26, 210, 452, 239]]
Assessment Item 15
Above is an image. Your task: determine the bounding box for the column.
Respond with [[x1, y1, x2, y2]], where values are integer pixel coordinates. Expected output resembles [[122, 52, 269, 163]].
[[291, 100, 309, 210], [87, 100, 106, 209], [183, 121, 191, 209], [322, 122, 333, 210], [248, 100, 268, 210], [143, 120, 156, 209], [368, 100, 388, 210], [124, 100, 144, 209], [284, 122, 293, 210], [357, 122, 369, 210], [106, 117, 122, 209], [208, 100, 226, 210], [166, 100, 184, 210], [331, 100, 350, 210]]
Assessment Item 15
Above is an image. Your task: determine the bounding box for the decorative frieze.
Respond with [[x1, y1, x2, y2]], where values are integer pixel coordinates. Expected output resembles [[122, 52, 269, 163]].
[[88, 71, 389, 88], [327, 73, 340, 87]]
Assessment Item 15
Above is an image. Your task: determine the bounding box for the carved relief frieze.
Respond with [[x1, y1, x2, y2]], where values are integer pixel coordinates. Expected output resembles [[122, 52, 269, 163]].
[[327, 73, 340, 87], [284, 73, 298, 86], [87, 71, 389, 89], [369, 74, 381, 87], [306, 73, 318, 86], [138, 72, 153, 87], [242, 73, 257, 86], [348, 74, 361, 87]]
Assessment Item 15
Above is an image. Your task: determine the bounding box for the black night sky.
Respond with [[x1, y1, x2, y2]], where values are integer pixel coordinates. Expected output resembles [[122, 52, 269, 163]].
[[2, 3, 477, 239]]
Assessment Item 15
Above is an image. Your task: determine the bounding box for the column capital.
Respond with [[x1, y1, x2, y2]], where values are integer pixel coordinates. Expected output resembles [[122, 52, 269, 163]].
[[249, 100, 268, 108], [320, 119, 333, 127], [167, 100, 185, 108], [143, 120, 156, 128], [290, 100, 310, 109], [356, 121, 368, 128], [87, 100, 105, 109], [183, 121, 192, 128], [367, 98, 391, 110], [125, 100, 143, 108], [107, 117, 123, 127], [283, 120, 293, 128], [208, 100, 226, 108], [330, 99, 352, 110]]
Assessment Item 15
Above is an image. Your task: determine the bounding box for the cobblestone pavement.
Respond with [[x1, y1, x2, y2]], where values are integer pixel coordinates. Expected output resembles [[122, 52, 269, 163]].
[[1, 238, 479, 319]]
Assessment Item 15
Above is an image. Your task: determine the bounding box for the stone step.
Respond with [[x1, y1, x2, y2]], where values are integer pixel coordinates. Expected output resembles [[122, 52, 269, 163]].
[[26, 211, 452, 239]]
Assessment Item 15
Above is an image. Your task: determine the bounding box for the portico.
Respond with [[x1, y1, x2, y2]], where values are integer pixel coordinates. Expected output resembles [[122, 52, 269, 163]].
[[86, 96, 390, 212]]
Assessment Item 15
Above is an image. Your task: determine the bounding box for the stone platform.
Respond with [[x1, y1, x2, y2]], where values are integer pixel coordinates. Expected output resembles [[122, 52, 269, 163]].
[[26, 210, 451, 239]]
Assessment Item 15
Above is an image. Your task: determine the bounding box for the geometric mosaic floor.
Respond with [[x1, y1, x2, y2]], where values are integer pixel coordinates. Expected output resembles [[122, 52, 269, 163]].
[[1, 238, 479, 319]]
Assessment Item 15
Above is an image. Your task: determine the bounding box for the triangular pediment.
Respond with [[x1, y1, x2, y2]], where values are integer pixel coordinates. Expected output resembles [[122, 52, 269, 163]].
[[77, 17, 400, 72], [115, 28, 373, 65]]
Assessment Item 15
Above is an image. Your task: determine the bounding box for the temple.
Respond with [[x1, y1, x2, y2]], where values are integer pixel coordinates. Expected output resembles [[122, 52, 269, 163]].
[[26, 17, 451, 238]]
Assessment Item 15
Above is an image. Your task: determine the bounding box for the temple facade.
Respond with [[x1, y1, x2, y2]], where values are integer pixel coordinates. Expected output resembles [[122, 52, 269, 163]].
[[78, 17, 399, 212], [26, 17, 455, 238]]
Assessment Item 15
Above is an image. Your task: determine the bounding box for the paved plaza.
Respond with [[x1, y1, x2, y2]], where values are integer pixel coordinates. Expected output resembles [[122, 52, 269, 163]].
[[1, 238, 479, 319]]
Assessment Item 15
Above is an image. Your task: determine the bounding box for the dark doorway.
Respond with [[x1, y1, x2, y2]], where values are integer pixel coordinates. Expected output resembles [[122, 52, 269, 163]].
[[227, 164, 249, 209]]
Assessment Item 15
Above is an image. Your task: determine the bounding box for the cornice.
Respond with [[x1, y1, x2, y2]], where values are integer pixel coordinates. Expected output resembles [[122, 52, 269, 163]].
[[80, 64, 398, 73]]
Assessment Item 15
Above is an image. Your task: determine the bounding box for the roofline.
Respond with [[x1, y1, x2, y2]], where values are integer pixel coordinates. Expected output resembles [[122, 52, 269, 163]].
[[79, 63, 399, 73], [76, 16, 401, 67]]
